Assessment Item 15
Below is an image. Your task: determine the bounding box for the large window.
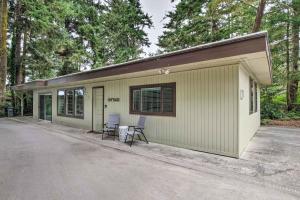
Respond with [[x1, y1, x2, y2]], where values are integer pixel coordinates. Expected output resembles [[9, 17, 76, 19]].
[[130, 83, 176, 116], [57, 88, 84, 118], [249, 78, 258, 114]]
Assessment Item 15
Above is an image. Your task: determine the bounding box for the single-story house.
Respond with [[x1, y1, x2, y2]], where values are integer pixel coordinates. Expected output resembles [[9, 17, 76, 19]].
[[14, 31, 272, 158]]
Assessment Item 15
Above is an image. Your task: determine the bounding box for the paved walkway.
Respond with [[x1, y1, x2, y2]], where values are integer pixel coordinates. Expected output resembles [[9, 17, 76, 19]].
[[1, 117, 299, 199]]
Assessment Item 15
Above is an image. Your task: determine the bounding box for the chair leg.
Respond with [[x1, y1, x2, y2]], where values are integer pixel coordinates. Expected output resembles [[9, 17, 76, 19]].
[[142, 132, 148, 144], [137, 134, 142, 141], [125, 134, 128, 143], [130, 133, 135, 147]]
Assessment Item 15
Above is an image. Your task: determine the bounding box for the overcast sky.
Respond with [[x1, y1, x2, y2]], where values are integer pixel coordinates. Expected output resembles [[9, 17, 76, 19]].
[[139, 0, 177, 55]]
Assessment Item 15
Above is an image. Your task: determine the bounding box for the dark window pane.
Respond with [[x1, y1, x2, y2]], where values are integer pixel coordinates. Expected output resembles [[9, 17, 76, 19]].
[[162, 87, 174, 112], [39, 95, 45, 119], [132, 89, 141, 112], [57, 90, 65, 115], [45, 95, 52, 121], [66, 90, 74, 115], [75, 89, 84, 117], [249, 78, 254, 114], [141, 87, 161, 112]]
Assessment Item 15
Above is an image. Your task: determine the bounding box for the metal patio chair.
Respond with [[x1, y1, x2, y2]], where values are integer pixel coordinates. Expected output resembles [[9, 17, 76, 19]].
[[102, 114, 120, 140], [125, 116, 149, 146]]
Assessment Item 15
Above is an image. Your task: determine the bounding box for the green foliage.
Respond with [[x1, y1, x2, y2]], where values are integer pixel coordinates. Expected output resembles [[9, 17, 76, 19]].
[[102, 0, 152, 64], [283, 110, 300, 120], [8, 0, 152, 80], [261, 118, 271, 125], [261, 100, 285, 119], [158, 0, 257, 52]]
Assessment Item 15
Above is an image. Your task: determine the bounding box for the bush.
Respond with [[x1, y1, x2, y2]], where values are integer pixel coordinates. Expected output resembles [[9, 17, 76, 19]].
[[284, 110, 300, 120], [0, 101, 13, 118], [261, 118, 271, 125], [261, 101, 285, 119]]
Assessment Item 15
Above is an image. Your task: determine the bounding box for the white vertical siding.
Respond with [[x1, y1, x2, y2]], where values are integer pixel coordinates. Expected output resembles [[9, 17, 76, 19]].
[[32, 64, 239, 157], [238, 65, 261, 156]]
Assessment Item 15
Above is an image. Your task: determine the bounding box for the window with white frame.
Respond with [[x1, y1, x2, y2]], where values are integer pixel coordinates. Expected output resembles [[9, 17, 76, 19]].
[[57, 87, 84, 118]]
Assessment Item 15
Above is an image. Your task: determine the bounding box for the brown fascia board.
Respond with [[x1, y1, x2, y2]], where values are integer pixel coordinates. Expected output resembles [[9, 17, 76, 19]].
[[20, 31, 271, 89], [13, 80, 47, 91]]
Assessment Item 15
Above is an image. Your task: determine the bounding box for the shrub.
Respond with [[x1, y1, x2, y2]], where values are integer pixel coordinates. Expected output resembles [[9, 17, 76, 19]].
[[261, 101, 285, 119]]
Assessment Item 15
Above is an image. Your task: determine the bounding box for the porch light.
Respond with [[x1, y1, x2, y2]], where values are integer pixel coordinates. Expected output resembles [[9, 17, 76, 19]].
[[158, 68, 170, 75]]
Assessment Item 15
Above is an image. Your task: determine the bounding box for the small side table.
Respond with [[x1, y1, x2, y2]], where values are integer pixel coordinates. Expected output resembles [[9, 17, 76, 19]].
[[119, 126, 128, 142]]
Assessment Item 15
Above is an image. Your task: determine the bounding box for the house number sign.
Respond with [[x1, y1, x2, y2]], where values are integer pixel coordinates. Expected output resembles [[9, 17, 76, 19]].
[[108, 98, 120, 102]]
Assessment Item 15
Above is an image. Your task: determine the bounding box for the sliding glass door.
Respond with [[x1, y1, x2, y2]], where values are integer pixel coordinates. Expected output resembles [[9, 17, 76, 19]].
[[39, 94, 52, 121]]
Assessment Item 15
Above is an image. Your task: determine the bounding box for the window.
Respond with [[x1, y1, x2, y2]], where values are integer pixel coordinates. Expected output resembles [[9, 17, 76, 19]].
[[249, 78, 258, 114], [132, 90, 141, 112], [75, 88, 84, 117], [57, 87, 84, 118], [130, 83, 176, 116], [66, 90, 74, 115], [141, 87, 161, 112], [57, 90, 65, 115]]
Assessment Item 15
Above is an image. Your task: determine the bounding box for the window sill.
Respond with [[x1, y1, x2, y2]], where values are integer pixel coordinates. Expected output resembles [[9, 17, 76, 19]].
[[249, 111, 258, 115]]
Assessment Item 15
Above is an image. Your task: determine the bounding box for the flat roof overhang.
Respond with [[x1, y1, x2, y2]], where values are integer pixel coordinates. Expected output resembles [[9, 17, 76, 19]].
[[14, 31, 272, 91], [13, 80, 47, 91]]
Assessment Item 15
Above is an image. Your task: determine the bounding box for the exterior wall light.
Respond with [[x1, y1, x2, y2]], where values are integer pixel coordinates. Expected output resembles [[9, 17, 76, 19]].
[[158, 68, 170, 75]]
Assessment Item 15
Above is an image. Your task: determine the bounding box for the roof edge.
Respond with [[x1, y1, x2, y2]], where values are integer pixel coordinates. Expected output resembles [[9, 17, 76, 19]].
[[15, 31, 271, 90]]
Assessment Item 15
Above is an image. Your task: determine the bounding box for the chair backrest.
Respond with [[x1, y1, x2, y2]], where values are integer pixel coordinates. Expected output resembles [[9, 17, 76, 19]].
[[137, 116, 146, 129], [106, 114, 120, 128]]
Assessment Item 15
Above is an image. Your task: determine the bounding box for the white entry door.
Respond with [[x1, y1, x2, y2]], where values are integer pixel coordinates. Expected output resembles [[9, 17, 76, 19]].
[[92, 87, 104, 131]]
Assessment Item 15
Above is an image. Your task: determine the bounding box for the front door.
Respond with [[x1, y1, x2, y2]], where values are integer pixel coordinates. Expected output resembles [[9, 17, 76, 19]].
[[92, 87, 104, 131], [39, 94, 52, 121]]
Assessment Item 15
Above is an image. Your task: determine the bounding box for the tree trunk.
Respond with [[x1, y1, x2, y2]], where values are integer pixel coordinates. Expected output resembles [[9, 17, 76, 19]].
[[0, 0, 8, 103], [252, 0, 266, 32], [21, 28, 29, 83], [14, 0, 23, 85], [286, 8, 291, 109], [288, 0, 300, 110]]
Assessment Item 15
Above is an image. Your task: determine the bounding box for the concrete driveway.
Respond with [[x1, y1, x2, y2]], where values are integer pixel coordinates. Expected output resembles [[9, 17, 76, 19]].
[[0, 118, 299, 200]]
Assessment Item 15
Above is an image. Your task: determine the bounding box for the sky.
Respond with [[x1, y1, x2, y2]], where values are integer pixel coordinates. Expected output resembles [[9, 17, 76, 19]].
[[139, 0, 177, 55]]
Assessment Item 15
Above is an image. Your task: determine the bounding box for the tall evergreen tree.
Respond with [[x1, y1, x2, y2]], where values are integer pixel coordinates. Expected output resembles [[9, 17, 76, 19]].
[[103, 0, 152, 64], [287, 0, 300, 110], [252, 0, 266, 32], [0, 0, 8, 102], [158, 0, 257, 52]]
